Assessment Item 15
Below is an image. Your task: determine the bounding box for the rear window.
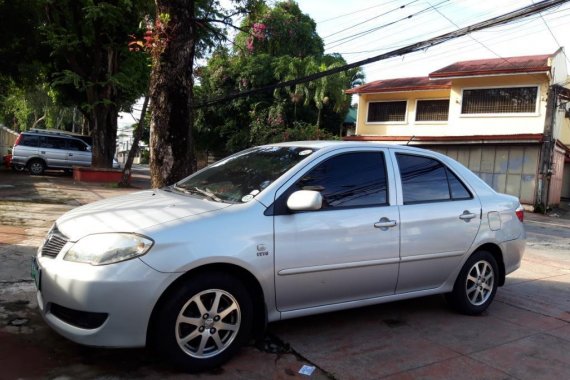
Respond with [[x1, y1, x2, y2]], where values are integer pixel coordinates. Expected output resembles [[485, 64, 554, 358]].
[[39, 136, 67, 149], [396, 153, 472, 204], [18, 134, 39, 147]]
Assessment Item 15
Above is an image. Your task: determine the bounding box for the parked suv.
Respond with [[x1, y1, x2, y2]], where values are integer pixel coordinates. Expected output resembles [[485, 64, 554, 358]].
[[11, 129, 92, 175]]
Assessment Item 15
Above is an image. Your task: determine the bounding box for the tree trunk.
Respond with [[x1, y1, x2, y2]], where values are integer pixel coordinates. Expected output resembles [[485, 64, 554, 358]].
[[119, 94, 150, 187], [89, 101, 118, 168], [149, 0, 197, 188]]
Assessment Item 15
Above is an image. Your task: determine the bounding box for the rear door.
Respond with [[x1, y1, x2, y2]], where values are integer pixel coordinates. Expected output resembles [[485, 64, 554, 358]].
[[39, 136, 67, 168], [392, 151, 481, 293], [273, 149, 400, 311], [66, 138, 92, 167]]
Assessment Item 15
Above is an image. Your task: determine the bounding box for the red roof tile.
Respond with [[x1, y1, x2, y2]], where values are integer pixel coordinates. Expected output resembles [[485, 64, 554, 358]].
[[346, 76, 451, 94], [429, 54, 551, 79]]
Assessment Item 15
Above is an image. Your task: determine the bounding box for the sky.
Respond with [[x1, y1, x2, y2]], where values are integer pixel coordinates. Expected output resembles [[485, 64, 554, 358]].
[[295, 0, 570, 81], [119, 0, 570, 128]]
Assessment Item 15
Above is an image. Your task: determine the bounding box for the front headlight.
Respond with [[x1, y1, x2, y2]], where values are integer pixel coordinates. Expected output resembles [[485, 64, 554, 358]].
[[64, 233, 154, 265]]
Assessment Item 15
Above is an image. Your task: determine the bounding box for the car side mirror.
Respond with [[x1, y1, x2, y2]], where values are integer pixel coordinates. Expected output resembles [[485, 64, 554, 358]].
[[287, 190, 323, 211]]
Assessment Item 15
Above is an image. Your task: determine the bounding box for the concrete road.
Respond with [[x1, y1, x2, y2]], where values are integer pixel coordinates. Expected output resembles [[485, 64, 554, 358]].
[[1, 167, 569, 379]]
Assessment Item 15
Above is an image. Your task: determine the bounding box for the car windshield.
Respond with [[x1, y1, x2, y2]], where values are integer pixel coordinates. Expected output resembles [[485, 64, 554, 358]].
[[173, 146, 317, 203]]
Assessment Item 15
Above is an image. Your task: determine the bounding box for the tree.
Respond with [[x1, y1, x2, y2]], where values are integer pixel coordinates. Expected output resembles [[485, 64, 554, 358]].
[[194, 1, 361, 154], [42, 0, 153, 168], [148, 0, 261, 188], [0, 81, 76, 131]]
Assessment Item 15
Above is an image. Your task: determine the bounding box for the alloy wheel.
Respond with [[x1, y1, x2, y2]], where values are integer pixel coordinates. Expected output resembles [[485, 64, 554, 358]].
[[175, 289, 241, 359], [465, 260, 494, 306]]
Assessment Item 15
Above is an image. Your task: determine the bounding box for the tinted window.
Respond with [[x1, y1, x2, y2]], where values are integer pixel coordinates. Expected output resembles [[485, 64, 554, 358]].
[[40, 136, 66, 149], [67, 139, 88, 151], [447, 168, 471, 199], [19, 134, 39, 147], [397, 154, 450, 204], [397, 154, 472, 204], [297, 152, 388, 209]]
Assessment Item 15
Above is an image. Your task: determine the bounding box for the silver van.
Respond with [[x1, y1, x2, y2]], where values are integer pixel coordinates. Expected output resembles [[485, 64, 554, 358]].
[[12, 130, 92, 175]]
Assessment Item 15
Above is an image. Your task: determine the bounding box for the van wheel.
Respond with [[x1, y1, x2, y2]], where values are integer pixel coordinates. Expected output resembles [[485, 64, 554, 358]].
[[446, 250, 498, 315], [153, 272, 253, 372], [28, 159, 46, 175]]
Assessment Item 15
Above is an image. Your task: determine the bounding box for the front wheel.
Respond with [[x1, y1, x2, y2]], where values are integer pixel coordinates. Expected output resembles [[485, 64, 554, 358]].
[[446, 250, 499, 315], [153, 272, 253, 372]]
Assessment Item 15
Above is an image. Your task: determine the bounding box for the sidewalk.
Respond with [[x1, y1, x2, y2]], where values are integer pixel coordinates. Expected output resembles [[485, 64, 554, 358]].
[[526, 199, 570, 226], [1, 166, 569, 379]]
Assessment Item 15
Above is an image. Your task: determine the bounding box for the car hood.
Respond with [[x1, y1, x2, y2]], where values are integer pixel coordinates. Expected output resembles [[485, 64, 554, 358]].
[[56, 189, 231, 241]]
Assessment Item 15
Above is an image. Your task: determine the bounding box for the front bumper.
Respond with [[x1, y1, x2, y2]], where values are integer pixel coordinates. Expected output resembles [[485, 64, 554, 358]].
[[35, 253, 178, 347]]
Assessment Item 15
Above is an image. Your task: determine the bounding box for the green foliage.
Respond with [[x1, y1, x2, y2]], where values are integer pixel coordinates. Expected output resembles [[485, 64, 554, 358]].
[[0, 0, 48, 85], [234, 1, 323, 58], [0, 80, 76, 131], [195, 1, 361, 155], [42, 0, 152, 114]]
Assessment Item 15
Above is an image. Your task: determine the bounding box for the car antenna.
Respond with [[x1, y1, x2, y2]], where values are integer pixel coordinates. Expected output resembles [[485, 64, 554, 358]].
[[406, 135, 415, 145]]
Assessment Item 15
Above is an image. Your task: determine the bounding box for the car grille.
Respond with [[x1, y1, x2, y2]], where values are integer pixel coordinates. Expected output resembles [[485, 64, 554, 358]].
[[41, 225, 68, 258]]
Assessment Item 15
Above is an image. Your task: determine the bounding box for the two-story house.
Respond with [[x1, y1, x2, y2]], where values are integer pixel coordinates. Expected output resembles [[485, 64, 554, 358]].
[[345, 49, 570, 209]]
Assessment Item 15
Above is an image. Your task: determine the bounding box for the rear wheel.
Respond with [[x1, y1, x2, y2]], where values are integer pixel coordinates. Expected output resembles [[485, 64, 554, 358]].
[[446, 250, 498, 315], [153, 272, 253, 372], [28, 159, 45, 175]]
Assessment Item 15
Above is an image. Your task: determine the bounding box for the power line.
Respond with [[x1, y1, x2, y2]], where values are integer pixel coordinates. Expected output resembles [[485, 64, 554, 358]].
[[194, 0, 570, 109], [532, 0, 570, 65], [332, 1, 570, 56], [325, 0, 451, 50], [322, 0, 420, 40], [316, 0, 403, 24]]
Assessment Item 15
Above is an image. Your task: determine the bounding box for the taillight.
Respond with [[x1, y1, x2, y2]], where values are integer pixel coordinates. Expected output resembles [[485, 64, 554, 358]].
[[515, 206, 524, 223], [13, 134, 22, 146]]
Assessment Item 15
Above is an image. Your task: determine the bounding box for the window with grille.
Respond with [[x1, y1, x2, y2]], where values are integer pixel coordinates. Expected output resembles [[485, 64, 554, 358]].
[[461, 87, 538, 114], [416, 99, 449, 121], [367, 101, 407, 122]]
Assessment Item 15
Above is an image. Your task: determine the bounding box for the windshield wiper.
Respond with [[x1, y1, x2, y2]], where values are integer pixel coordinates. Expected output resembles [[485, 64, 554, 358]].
[[172, 184, 223, 202], [191, 187, 223, 202]]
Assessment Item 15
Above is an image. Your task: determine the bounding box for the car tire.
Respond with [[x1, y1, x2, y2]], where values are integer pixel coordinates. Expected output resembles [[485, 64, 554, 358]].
[[28, 159, 46, 175], [446, 250, 499, 315], [153, 272, 253, 372]]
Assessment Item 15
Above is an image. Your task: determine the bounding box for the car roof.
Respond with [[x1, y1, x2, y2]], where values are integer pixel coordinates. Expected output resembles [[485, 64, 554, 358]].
[[266, 140, 430, 153], [22, 129, 90, 143]]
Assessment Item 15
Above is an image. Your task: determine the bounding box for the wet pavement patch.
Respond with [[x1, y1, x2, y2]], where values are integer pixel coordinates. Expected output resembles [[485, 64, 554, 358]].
[[257, 333, 291, 354], [8, 318, 29, 326], [1, 300, 30, 312]]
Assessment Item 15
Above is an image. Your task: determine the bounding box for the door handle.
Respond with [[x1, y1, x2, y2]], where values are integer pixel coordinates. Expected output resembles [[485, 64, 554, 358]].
[[374, 217, 397, 230], [459, 210, 477, 221], [68, 153, 73, 156]]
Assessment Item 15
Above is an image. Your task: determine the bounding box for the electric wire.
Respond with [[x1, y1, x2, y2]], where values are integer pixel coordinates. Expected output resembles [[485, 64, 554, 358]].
[[194, 0, 570, 109], [330, 1, 570, 56], [316, 0, 404, 24], [324, 0, 451, 50], [321, 0, 420, 39]]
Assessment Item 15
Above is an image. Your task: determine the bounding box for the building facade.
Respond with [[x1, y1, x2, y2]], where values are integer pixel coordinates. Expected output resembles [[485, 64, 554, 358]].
[[346, 50, 570, 208]]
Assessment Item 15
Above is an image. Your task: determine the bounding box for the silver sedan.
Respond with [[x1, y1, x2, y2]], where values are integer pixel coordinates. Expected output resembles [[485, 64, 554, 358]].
[[32, 141, 525, 372]]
